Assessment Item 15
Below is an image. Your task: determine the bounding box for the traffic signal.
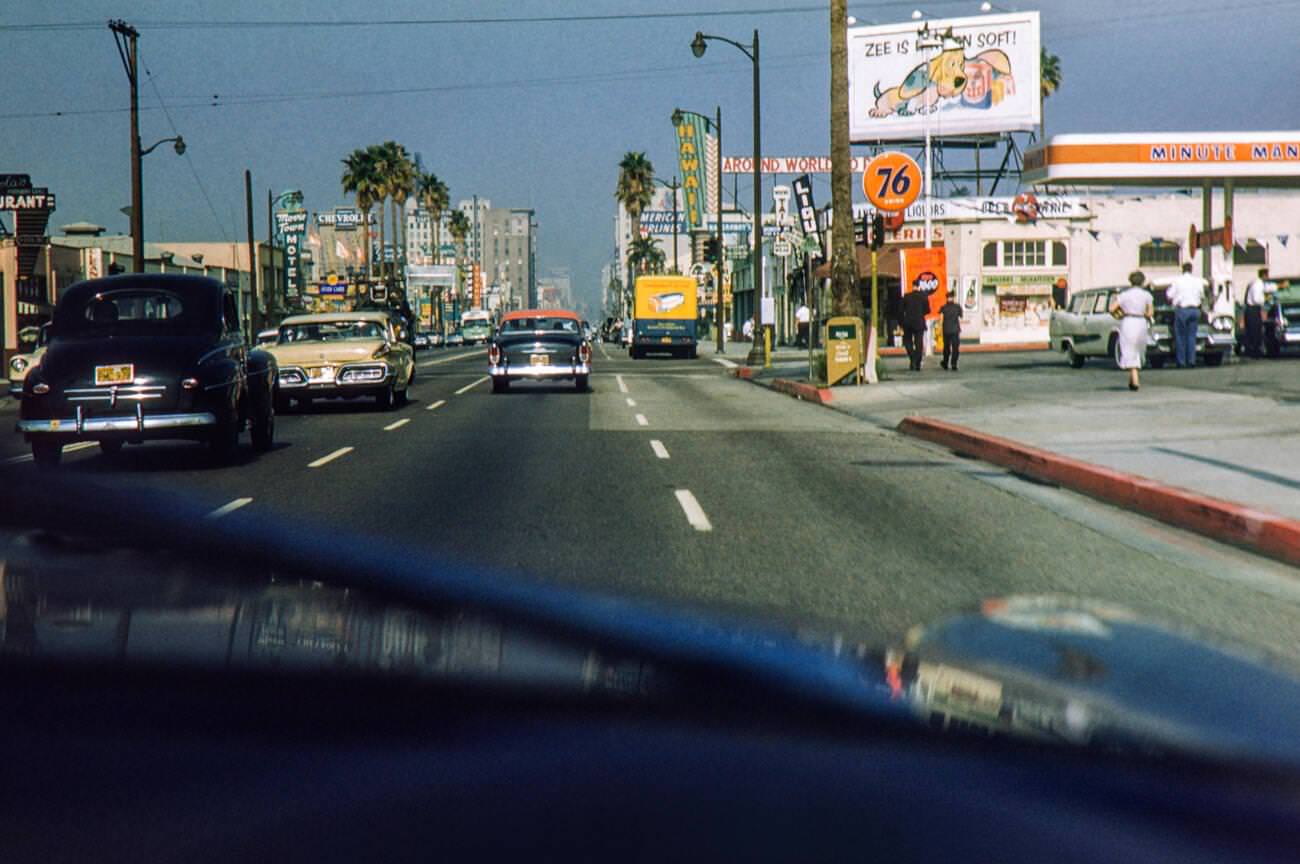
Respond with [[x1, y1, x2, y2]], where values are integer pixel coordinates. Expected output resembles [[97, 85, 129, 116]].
[[703, 237, 720, 262], [871, 212, 886, 250]]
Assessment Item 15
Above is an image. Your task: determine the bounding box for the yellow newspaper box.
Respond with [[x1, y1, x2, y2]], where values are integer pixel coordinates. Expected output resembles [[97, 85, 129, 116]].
[[825, 316, 863, 386]]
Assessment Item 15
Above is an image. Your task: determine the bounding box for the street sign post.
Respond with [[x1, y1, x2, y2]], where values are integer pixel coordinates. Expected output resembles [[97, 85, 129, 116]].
[[772, 237, 792, 258]]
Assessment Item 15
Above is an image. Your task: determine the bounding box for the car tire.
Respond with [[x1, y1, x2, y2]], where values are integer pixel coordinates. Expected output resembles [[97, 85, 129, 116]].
[[32, 440, 62, 470], [251, 401, 275, 452], [1204, 350, 1226, 368], [1149, 355, 1166, 369], [376, 382, 396, 410], [1266, 335, 1281, 358], [295, 396, 312, 412], [99, 439, 124, 456], [1110, 336, 1122, 369], [1067, 345, 1085, 368], [575, 375, 589, 392], [208, 417, 240, 464], [274, 393, 291, 414], [688, 346, 698, 360], [492, 377, 509, 394]]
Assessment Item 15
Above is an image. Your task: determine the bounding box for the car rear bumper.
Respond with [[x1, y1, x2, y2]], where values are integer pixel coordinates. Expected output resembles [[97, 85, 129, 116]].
[[490, 362, 590, 379], [17, 411, 217, 436]]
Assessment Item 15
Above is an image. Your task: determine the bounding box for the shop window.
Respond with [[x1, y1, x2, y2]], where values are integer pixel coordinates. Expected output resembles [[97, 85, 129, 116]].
[[1138, 242, 1181, 267], [1236, 240, 1267, 265], [982, 242, 997, 267], [1004, 240, 1046, 268], [1052, 241, 1068, 267]]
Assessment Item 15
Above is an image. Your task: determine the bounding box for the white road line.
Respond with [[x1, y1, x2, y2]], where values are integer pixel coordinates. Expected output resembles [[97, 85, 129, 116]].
[[417, 350, 482, 368], [383, 418, 410, 431], [712, 356, 738, 368], [205, 497, 253, 520], [626, 397, 637, 407], [635, 413, 648, 426], [616, 374, 628, 394], [674, 489, 713, 532], [599, 342, 611, 360], [454, 375, 489, 395], [308, 446, 354, 468], [650, 439, 670, 459], [2, 440, 99, 465], [425, 399, 447, 412]]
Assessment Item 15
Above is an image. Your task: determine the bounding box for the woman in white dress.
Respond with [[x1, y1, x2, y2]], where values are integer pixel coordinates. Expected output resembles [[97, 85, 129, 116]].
[[1109, 271, 1154, 391]]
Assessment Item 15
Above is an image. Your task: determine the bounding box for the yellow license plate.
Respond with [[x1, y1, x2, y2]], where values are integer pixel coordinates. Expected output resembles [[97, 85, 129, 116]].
[[661, 336, 672, 343], [530, 354, 548, 367], [94, 364, 134, 386], [308, 366, 335, 381]]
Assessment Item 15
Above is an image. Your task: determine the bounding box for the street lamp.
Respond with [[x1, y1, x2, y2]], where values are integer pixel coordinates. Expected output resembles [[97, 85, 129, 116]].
[[690, 28, 765, 366], [651, 176, 681, 274], [916, 22, 957, 249], [141, 135, 185, 157]]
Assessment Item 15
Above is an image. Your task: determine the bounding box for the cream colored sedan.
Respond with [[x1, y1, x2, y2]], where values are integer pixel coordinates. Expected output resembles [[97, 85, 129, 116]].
[[266, 311, 415, 410]]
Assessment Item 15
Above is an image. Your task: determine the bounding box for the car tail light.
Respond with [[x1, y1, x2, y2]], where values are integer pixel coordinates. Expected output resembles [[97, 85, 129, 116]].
[[32, 382, 50, 395], [579, 342, 591, 364], [181, 377, 200, 390], [488, 343, 501, 365]]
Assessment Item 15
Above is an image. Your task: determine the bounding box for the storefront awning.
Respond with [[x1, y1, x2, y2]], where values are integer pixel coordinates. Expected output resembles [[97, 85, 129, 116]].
[[1025, 132, 1300, 188], [813, 243, 925, 279]]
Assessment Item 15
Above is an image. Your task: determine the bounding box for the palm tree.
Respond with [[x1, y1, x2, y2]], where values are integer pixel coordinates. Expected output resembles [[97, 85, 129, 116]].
[[1040, 47, 1062, 140], [829, 0, 862, 320], [341, 148, 379, 280], [364, 143, 391, 282], [386, 143, 416, 276], [417, 172, 450, 263], [448, 209, 472, 317], [615, 151, 655, 312], [628, 236, 665, 275]]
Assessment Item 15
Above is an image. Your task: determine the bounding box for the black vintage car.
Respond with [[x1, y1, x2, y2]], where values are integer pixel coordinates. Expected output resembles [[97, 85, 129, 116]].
[[487, 310, 591, 392], [17, 274, 277, 468]]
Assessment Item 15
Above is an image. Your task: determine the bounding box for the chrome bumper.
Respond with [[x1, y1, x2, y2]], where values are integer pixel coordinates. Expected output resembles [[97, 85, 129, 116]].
[[1207, 333, 1235, 347], [18, 411, 217, 435], [490, 362, 590, 378]]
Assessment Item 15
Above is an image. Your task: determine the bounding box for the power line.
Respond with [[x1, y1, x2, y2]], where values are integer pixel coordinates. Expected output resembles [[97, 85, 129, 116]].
[[143, 61, 231, 242]]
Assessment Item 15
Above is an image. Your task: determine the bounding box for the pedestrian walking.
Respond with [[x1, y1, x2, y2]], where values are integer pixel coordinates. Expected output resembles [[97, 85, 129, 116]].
[[795, 303, 810, 348], [1110, 271, 1154, 391], [1243, 267, 1274, 357], [939, 296, 962, 371], [900, 284, 930, 371], [1165, 262, 1206, 367]]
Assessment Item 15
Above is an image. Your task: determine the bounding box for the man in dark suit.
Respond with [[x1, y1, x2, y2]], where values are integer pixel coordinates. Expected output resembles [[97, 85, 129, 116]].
[[901, 285, 930, 371]]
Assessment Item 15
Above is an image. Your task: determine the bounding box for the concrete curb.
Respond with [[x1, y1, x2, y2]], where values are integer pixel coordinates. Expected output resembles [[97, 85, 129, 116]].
[[897, 415, 1300, 568], [770, 378, 834, 404], [878, 341, 1049, 357]]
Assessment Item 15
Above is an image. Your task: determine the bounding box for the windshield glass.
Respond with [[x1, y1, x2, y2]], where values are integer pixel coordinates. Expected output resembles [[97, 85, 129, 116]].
[[7, 0, 1300, 776], [279, 320, 386, 343]]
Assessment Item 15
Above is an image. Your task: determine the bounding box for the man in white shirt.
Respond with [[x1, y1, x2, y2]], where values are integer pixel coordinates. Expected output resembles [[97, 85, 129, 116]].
[[1166, 262, 1207, 368], [795, 304, 810, 347], [1243, 267, 1274, 357]]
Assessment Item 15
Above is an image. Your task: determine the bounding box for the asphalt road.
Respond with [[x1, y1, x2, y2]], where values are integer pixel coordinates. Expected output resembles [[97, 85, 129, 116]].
[[5, 342, 1300, 666]]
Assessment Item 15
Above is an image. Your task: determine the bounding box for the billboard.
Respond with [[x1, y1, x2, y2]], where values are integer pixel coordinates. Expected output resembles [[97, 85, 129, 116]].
[[848, 11, 1040, 142], [900, 246, 948, 320]]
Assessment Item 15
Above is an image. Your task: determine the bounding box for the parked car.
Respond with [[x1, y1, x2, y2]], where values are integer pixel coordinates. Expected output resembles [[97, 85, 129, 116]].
[[16, 274, 277, 468], [265, 310, 415, 410], [447, 330, 465, 347], [1049, 285, 1232, 369], [1236, 277, 1300, 356], [7, 322, 49, 399], [429, 332, 444, 348], [488, 309, 591, 393], [413, 331, 431, 350], [255, 327, 280, 347]]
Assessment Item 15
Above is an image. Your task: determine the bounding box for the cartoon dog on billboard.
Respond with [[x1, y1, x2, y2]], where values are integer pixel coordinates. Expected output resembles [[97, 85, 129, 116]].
[[869, 46, 1014, 118]]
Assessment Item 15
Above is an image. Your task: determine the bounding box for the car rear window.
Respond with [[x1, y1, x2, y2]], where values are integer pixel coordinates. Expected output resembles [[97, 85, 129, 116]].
[[71, 289, 187, 331], [502, 317, 578, 333], [280, 320, 387, 342]]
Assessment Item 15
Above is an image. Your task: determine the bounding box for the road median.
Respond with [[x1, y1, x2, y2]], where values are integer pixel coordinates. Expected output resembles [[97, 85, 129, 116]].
[[897, 415, 1300, 568]]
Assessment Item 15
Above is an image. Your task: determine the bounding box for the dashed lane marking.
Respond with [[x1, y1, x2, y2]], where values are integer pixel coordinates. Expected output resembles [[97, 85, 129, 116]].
[[308, 446, 354, 468], [626, 398, 637, 407], [454, 376, 489, 395], [417, 350, 482, 369], [2, 441, 101, 465], [650, 439, 670, 459], [425, 399, 447, 411], [205, 497, 253, 520], [674, 489, 713, 532], [383, 418, 410, 431], [616, 374, 628, 394], [635, 413, 648, 426], [712, 357, 739, 368]]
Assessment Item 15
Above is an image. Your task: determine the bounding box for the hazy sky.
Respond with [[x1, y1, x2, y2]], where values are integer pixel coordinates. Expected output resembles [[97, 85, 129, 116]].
[[4, 0, 1298, 308]]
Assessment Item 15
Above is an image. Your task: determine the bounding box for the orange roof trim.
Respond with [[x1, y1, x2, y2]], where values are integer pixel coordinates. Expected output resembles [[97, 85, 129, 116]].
[[502, 309, 580, 321]]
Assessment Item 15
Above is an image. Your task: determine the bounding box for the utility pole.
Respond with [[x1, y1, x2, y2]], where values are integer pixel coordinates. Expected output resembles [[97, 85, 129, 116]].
[[267, 189, 277, 314], [245, 170, 259, 339], [109, 20, 143, 272]]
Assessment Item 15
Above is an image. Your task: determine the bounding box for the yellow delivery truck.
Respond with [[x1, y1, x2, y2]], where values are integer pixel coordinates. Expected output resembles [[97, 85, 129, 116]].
[[631, 275, 698, 359]]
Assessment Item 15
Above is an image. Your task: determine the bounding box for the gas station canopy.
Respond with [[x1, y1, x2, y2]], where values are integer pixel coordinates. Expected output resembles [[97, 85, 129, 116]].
[[1024, 132, 1300, 187]]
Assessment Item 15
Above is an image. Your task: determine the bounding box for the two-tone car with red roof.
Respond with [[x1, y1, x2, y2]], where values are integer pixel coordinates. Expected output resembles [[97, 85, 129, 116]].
[[487, 309, 591, 393]]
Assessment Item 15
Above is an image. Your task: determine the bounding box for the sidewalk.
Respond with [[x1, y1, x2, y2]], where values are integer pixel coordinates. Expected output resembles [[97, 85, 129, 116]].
[[732, 349, 1300, 563]]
